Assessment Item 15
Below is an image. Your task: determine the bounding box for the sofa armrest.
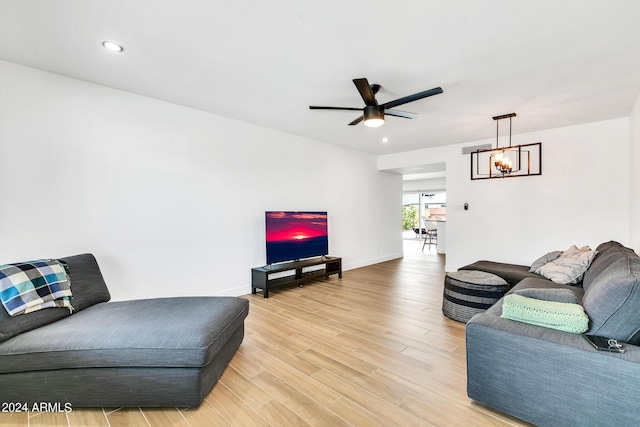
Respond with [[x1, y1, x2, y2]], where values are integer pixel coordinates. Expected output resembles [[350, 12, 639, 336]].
[[466, 308, 640, 426]]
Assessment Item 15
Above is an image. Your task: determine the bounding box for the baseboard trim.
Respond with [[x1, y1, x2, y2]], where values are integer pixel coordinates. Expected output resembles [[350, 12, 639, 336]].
[[209, 285, 248, 298], [343, 252, 404, 271]]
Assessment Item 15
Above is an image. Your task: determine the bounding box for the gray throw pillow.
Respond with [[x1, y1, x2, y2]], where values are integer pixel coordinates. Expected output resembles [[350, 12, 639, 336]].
[[529, 251, 563, 272], [535, 245, 597, 285], [514, 288, 579, 304]]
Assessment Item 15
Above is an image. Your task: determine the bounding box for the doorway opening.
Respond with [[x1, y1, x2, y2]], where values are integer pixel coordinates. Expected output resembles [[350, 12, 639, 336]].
[[400, 162, 446, 255]]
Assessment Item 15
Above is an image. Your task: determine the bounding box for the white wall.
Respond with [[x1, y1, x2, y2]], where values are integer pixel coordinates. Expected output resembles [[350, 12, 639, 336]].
[[403, 178, 446, 192], [0, 61, 403, 300], [380, 118, 630, 271], [630, 92, 640, 252]]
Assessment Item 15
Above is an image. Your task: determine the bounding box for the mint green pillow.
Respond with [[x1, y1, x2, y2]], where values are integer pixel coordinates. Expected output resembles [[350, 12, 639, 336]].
[[501, 294, 589, 334]]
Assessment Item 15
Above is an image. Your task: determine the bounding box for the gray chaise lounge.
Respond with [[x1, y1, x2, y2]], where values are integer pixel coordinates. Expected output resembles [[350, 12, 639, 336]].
[[0, 253, 249, 407], [464, 241, 640, 426]]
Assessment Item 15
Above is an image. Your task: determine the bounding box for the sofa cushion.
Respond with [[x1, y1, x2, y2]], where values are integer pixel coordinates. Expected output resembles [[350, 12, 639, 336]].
[[0, 296, 249, 373], [514, 288, 579, 304], [0, 254, 110, 343], [581, 246, 640, 344], [507, 278, 584, 300]]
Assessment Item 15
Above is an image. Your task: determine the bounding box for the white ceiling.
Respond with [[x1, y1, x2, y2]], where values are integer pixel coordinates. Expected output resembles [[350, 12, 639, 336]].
[[1, 1, 639, 156]]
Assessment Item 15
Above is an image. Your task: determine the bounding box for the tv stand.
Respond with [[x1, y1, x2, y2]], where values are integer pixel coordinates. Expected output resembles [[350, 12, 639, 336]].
[[251, 256, 342, 298]]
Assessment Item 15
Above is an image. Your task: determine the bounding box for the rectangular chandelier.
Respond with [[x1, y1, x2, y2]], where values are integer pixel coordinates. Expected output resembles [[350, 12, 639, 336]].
[[470, 113, 542, 180]]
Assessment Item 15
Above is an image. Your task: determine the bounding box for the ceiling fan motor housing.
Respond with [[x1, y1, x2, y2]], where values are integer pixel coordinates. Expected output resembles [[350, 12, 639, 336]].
[[364, 105, 384, 120], [363, 105, 385, 127]]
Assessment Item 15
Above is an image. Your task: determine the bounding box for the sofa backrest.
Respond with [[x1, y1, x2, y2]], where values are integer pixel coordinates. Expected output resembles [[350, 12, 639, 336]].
[[581, 241, 640, 344], [0, 253, 110, 343], [582, 241, 625, 289], [59, 254, 111, 311]]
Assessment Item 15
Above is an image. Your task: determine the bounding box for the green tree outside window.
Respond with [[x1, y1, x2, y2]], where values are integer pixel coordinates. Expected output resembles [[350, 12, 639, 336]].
[[402, 205, 418, 230]]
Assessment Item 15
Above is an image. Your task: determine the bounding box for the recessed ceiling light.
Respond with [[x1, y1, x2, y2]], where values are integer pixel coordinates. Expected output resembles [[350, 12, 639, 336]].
[[102, 41, 124, 52], [381, 137, 390, 144]]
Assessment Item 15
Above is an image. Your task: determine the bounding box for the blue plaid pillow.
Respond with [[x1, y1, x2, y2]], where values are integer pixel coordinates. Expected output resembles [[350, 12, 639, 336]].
[[0, 259, 73, 316]]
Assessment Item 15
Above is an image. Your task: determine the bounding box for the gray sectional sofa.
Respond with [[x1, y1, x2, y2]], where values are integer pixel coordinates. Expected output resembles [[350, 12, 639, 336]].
[[464, 241, 640, 426], [0, 254, 249, 407]]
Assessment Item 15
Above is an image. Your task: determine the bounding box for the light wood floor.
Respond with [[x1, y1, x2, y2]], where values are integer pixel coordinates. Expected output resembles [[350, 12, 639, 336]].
[[0, 240, 532, 426]]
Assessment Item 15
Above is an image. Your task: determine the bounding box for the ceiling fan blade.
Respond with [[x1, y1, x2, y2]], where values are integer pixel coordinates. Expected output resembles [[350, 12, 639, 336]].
[[381, 87, 443, 109], [309, 106, 362, 111], [385, 109, 418, 119], [348, 116, 364, 126], [353, 78, 377, 106]]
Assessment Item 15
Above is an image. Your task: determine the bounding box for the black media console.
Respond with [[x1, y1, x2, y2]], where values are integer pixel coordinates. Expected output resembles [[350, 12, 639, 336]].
[[251, 256, 342, 298]]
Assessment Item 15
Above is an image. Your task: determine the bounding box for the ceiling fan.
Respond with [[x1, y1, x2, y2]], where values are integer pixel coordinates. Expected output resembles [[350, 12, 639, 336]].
[[309, 78, 443, 127]]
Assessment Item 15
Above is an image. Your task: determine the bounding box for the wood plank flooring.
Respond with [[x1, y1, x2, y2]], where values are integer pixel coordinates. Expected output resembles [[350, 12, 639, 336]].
[[0, 240, 532, 426]]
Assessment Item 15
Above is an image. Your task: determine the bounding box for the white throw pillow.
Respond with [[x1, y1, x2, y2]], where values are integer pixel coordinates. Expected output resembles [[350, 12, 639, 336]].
[[529, 250, 563, 272], [534, 245, 597, 285]]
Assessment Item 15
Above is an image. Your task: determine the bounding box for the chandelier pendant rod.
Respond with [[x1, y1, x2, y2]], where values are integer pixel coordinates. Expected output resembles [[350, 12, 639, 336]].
[[492, 112, 516, 149]]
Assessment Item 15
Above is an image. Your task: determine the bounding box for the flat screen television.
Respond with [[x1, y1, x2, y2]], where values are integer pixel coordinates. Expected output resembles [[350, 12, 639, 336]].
[[265, 211, 329, 264]]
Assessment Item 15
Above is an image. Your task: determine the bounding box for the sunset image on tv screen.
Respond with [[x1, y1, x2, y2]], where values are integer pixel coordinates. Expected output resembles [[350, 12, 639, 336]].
[[265, 211, 328, 264]]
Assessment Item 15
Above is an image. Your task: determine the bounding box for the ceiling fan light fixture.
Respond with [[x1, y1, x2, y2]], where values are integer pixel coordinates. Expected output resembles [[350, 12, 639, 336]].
[[363, 105, 385, 128]]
